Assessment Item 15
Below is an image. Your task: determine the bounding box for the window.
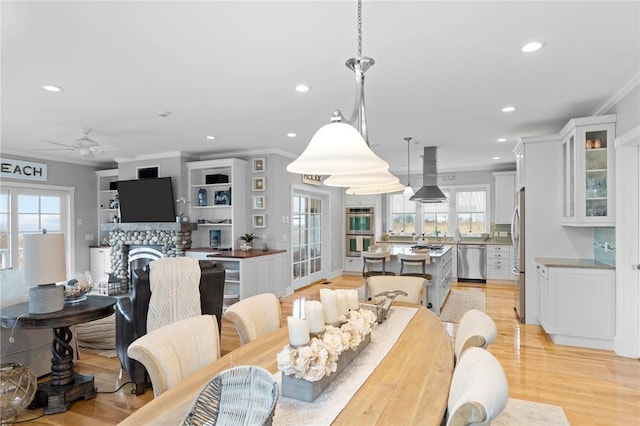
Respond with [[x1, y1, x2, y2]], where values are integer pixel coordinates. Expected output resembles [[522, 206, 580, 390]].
[[387, 185, 488, 238], [422, 189, 451, 236], [456, 189, 487, 235], [389, 193, 416, 234], [0, 184, 71, 270]]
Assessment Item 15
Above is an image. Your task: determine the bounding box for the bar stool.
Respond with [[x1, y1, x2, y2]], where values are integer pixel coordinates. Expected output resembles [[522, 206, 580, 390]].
[[398, 252, 433, 308], [361, 251, 395, 279], [398, 252, 432, 279]]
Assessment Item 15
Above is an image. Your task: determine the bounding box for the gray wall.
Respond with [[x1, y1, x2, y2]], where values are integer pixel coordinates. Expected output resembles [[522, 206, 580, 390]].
[[611, 85, 639, 135], [2, 154, 98, 272]]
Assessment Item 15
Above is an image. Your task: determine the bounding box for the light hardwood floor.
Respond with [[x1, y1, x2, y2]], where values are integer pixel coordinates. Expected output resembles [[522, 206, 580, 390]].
[[14, 278, 640, 425]]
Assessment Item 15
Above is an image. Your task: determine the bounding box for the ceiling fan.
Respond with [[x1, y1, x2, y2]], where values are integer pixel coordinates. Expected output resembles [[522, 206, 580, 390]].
[[38, 129, 117, 158]]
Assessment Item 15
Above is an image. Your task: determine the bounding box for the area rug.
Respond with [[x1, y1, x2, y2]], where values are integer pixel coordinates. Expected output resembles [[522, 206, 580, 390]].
[[439, 290, 486, 323], [494, 398, 570, 425]]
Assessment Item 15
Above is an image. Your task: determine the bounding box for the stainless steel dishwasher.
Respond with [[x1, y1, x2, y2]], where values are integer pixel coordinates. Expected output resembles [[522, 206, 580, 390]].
[[457, 245, 487, 283]]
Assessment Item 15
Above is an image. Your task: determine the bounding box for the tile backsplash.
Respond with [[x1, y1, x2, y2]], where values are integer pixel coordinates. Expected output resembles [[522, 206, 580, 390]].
[[594, 227, 615, 266]]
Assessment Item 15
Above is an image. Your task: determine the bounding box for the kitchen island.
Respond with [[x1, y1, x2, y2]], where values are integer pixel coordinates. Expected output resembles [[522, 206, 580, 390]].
[[186, 248, 288, 300], [359, 245, 453, 315]]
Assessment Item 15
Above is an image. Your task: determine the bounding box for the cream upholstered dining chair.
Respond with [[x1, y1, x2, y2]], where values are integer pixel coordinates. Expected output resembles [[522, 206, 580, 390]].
[[183, 366, 279, 426], [445, 347, 509, 426], [454, 309, 497, 363], [366, 275, 428, 306], [223, 293, 281, 345], [127, 315, 221, 397]]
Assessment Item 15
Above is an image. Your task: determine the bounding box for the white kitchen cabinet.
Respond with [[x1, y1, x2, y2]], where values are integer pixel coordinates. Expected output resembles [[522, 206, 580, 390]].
[[96, 169, 119, 243], [186, 159, 248, 249], [343, 257, 364, 275], [426, 248, 453, 315], [536, 260, 615, 350], [344, 194, 379, 207], [492, 171, 516, 224], [514, 144, 525, 190], [90, 246, 112, 284], [560, 115, 616, 226], [186, 250, 287, 299], [486, 245, 511, 280]]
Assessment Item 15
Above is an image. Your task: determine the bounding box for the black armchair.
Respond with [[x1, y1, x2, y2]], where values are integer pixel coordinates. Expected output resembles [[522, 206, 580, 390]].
[[115, 259, 225, 395]]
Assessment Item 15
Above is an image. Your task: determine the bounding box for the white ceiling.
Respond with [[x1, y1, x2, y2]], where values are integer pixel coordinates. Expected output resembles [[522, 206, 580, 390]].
[[2, 1, 639, 175]]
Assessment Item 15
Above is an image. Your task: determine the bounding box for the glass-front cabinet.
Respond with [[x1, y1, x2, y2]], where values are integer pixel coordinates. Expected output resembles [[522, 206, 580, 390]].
[[561, 115, 616, 226]]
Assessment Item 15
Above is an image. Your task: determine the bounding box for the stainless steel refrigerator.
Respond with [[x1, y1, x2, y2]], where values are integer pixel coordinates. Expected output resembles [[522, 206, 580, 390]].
[[511, 188, 525, 322]]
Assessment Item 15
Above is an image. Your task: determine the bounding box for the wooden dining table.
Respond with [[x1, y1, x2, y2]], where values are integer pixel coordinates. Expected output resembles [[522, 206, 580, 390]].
[[118, 303, 454, 425]]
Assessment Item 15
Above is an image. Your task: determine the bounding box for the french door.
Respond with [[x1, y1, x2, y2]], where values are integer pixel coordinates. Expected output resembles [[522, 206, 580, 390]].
[[291, 187, 329, 289], [0, 182, 73, 271]]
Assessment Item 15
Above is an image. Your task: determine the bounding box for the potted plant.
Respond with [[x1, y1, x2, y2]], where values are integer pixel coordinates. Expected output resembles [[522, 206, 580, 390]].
[[239, 233, 256, 251]]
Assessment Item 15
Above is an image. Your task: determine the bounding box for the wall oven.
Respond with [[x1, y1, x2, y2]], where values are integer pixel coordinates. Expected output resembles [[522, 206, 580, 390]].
[[345, 207, 374, 257], [346, 234, 374, 257], [346, 207, 374, 234]]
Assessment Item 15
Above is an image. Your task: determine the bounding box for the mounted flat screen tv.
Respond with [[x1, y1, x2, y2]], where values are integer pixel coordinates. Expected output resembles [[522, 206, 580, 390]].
[[117, 177, 176, 223]]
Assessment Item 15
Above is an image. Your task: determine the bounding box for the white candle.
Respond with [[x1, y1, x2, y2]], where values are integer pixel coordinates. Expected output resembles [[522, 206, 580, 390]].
[[319, 289, 339, 324], [287, 316, 310, 346], [304, 300, 325, 333], [335, 289, 349, 316], [346, 289, 360, 310]]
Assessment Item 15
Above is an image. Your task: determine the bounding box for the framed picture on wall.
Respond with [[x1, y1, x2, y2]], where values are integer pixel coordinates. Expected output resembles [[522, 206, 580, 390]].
[[252, 195, 266, 210], [252, 214, 266, 228], [252, 158, 266, 173], [252, 177, 266, 191]]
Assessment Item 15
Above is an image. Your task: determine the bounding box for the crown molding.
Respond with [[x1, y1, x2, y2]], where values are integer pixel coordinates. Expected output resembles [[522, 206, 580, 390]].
[[591, 68, 640, 116]]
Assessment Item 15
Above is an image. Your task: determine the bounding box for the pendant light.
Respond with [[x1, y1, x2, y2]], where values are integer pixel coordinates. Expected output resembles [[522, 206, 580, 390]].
[[402, 137, 415, 196], [286, 0, 395, 181], [346, 181, 406, 195]]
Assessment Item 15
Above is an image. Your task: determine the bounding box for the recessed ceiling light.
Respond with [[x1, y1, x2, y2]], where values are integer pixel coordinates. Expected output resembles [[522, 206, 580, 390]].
[[42, 85, 63, 92], [205, 135, 216, 140], [287, 132, 297, 138], [295, 84, 310, 93], [493, 156, 501, 160], [497, 138, 507, 142], [501, 106, 517, 113], [521, 42, 543, 53]]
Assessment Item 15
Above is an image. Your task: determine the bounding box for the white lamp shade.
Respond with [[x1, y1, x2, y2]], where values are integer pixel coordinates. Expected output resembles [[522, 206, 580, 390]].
[[403, 185, 415, 195], [286, 122, 389, 175], [346, 181, 406, 195], [23, 233, 67, 286], [323, 168, 400, 187]]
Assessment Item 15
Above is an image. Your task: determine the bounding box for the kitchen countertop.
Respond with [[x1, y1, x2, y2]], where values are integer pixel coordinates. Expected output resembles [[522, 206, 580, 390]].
[[535, 257, 615, 270], [187, 248, 286, 259], [364, 245, 453, 259], [377, 237, 513, 246]]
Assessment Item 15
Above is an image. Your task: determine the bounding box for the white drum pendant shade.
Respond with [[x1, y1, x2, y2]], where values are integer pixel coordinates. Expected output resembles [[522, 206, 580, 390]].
[[286, 122, 389, 175], [346, 181, 406, 195], [324, 168, 399, 187]]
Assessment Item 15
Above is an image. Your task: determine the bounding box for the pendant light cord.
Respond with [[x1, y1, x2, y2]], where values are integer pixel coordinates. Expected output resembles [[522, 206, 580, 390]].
[[357, 0, 362, 59], [406, 137, 411, 186]]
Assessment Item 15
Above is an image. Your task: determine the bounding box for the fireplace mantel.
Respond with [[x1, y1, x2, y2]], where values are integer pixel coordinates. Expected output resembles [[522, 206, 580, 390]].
[[102, 222, 197, 291], [101, 222, 197, 233]]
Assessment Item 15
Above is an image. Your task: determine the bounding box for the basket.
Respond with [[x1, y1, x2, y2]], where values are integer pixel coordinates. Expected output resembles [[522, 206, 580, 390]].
[[182, 365, 278, 426]]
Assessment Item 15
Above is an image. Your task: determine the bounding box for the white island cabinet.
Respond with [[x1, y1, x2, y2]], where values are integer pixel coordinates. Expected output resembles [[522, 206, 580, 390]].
[[186, 249, 288, 300], [536, 257, 615, 350]]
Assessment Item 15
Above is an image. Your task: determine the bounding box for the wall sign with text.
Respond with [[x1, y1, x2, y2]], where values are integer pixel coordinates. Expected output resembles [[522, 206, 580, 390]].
[[1, 158, 48, 181], [302, 174, 322, 186]]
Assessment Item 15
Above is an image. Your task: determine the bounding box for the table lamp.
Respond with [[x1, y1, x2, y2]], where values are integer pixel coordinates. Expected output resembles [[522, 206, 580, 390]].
[[23, 231, 67, 314]]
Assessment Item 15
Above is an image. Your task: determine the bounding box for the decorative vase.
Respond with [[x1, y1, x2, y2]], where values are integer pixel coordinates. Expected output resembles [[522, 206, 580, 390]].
[[0, 363, 37, 424], [198, 188, 207, 207], [239, 242, 252, 251]]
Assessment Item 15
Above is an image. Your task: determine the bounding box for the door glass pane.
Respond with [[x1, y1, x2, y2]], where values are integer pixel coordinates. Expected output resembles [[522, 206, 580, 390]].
[[292, 193, 322, 283]]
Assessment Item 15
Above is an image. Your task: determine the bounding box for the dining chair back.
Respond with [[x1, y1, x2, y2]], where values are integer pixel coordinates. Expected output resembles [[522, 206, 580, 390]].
[[223, 293, 281, 345], [446, 347, 508, 426], [127, 314, 220, 397], [366, 275, 427, 306], [454, 309, 497, 363], [361, 251, 396, 278], [182, 365, 279, 426]]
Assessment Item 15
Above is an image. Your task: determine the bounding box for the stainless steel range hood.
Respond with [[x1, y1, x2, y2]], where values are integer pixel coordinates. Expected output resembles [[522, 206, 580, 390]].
[[410, 146, 447, 203]]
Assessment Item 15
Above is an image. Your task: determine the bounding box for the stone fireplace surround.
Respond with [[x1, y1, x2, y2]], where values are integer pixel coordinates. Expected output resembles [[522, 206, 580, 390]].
[[101, 222, 197, 290]]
